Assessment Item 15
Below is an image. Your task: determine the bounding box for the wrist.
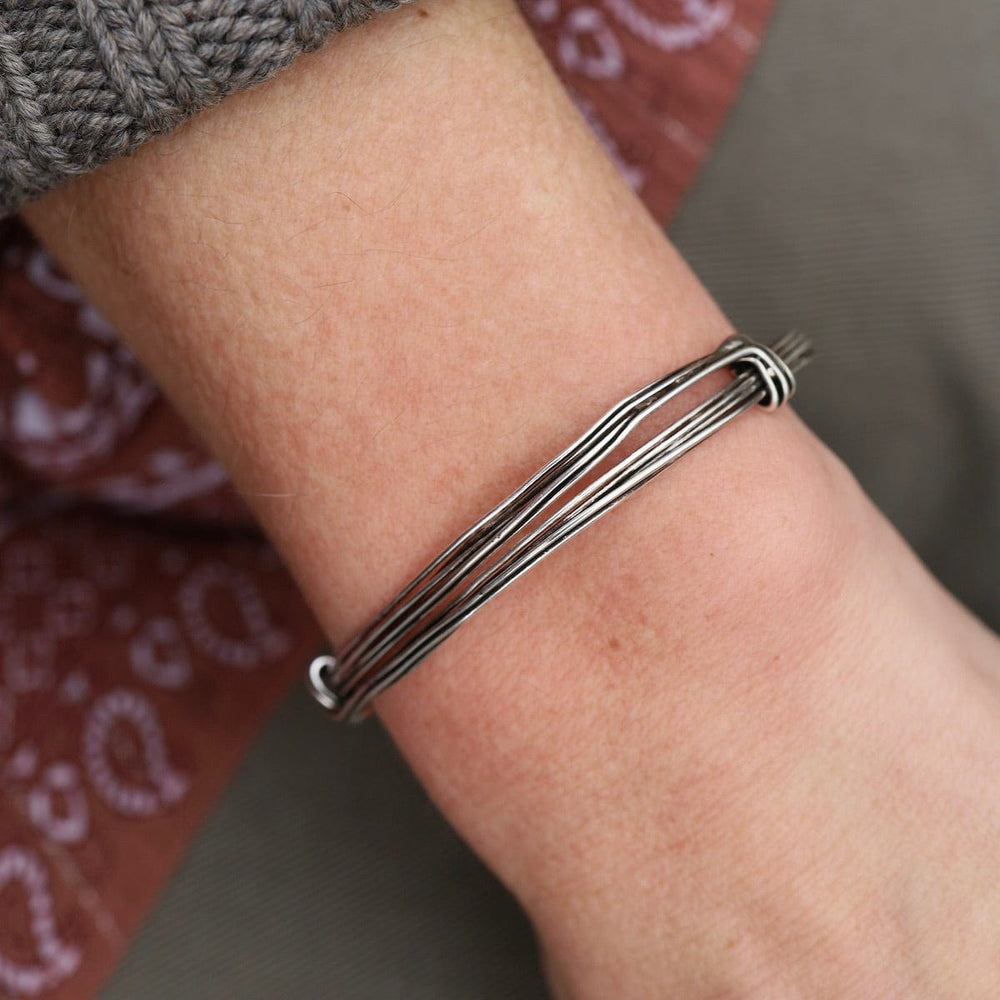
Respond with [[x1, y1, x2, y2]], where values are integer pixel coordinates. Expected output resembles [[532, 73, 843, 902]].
[[21, 0, 863, 908], [492, 440, 1000, 1000], [369, 400, 853, 876]]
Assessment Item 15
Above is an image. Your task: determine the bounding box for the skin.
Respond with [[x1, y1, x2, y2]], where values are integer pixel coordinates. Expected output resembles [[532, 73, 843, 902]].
[[23, 1, 1000, 996]]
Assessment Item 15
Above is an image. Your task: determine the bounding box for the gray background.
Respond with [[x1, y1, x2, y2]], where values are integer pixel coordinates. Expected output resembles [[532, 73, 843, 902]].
[[103, 1, 1000, 996]]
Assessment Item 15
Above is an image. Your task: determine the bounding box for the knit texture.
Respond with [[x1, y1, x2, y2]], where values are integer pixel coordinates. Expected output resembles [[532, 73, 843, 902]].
[[0, 0, 411, 216]]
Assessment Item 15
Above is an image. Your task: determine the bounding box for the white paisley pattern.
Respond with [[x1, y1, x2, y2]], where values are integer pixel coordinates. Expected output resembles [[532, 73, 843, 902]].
[[519, 0, 750, 219], [0, 521, 311, 997], [1, 247, 158, 478]]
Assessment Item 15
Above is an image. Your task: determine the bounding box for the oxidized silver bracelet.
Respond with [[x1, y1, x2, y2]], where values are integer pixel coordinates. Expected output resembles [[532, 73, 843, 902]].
[[308, 332, 812, 722]]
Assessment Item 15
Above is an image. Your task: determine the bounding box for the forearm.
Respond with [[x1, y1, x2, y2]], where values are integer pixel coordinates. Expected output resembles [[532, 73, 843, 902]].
[[21, 0, 829, 774], [24, 2, 1000, 995]]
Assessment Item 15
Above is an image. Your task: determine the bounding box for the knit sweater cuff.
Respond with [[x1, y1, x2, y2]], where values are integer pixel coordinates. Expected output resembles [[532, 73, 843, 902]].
[[0, 0, 411, 217]]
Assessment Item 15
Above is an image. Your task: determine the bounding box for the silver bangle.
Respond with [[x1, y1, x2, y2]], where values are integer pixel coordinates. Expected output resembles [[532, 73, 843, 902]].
[[308, 332, 812, 722]]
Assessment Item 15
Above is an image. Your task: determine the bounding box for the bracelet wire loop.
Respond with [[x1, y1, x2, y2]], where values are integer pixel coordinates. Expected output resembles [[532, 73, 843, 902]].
[[309, 333, 812, 722]]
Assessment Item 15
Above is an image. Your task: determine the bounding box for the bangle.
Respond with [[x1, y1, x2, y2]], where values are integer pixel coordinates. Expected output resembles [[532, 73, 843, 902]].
[[308, 332, 812, 722]]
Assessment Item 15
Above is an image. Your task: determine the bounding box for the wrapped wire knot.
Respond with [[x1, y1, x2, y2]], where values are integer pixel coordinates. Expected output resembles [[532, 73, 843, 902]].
[[726, 339, 798, 409], [308, 333, 812, 722]]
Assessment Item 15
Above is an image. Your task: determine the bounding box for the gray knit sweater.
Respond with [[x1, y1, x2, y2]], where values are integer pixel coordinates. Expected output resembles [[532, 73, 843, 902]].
[[0, 0, 410, 217]]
